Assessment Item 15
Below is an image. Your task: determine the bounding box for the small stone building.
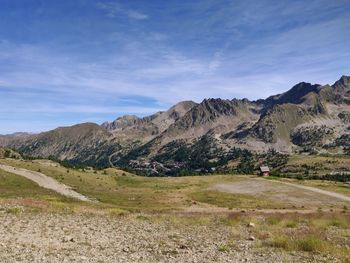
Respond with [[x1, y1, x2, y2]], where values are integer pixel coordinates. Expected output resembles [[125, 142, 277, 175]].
[[259, 166, 270, 176]]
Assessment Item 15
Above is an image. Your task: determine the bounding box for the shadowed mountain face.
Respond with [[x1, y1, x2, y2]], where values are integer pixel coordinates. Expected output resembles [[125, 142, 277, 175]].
[[264, 82, 322, 106], [1, 75, 350, 173]]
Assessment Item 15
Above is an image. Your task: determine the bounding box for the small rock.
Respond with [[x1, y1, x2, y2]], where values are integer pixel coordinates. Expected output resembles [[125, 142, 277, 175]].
[[247, 222, 255, 228], [62, 236, 75, 243], [248, 236, 255, 241], [179, 244, 188, 249]]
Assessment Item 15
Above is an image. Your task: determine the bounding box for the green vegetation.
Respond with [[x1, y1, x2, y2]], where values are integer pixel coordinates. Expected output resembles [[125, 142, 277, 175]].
[[154, 211, 350, 262], [277, 155, 350, 181], [266, 235, 326, 252], [1, 156, 350, 261], [189, 190, 281, 209], [334, 134, 350, 151], [260, 212, 350, 259], [125, 136, 289, 176], [0, 147, 21, 159], [0, 168, 69, 201], [291, 125, 334, 148], [0, 158, 246, 211], [151, 136, 224, 173]]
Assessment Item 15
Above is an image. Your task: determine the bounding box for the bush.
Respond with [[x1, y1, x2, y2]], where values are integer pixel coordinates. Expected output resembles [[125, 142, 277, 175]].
[[267, 236, 291, 250], [285, 220, 298, 228]]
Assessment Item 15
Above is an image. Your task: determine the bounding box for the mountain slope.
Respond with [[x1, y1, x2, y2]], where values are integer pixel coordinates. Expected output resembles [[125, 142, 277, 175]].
[[0, 147, 22, 159], [264, 82, 321, 106], [110, 75, 350, 171], [4, 123, 120, 167], [2, 75, 350, 174], [103, 101, 197, 146]]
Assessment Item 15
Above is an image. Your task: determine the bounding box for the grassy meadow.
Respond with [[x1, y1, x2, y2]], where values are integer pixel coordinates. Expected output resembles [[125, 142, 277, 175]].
[[0, 157, 350, 261]]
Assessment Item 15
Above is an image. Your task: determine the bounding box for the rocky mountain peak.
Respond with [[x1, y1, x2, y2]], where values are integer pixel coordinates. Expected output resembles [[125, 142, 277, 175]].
[[164, 101, 197, 119], [171, 100, 197, 111], [102, 115, 141, 131], [199, 98, 239, 116], [265, 82, 321, 106], [333, 75, 350, 90]]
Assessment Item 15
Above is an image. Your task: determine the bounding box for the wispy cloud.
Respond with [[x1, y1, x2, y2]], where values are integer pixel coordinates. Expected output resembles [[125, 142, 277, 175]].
[[0, 0, 349, 133], [0, 103, 163, 115], [96, 2, 148, 20]]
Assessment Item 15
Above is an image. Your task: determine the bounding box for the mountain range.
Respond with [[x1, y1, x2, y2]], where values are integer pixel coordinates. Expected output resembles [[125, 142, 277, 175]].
[[1, 75, 350, 175]]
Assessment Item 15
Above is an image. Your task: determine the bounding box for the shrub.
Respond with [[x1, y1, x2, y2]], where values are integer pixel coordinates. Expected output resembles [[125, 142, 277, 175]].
[[6, 207, 23, 214], [285, 220, 298, 228], [267, 236, 291, 250], [296, 237, 324, 252], [218, 245, 230, 252]]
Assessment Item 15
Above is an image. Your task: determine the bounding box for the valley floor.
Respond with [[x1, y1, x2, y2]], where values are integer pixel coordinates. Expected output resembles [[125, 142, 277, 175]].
[[0, 158, 349, 262]]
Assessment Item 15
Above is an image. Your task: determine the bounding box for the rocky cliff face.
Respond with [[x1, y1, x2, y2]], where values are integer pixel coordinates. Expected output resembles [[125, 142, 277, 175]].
[[2, 75, 350, 173]]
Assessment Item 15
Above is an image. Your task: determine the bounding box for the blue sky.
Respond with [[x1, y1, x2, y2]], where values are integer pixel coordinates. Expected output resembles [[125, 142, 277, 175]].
[[1, 0, 350, 134]]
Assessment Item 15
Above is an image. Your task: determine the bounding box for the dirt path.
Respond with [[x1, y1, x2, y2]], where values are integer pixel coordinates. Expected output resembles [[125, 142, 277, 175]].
[[211, 177, 350, 207], [272, 179, 350, 202], [0, 164, 93, 202], [108, 151, 120, 167]]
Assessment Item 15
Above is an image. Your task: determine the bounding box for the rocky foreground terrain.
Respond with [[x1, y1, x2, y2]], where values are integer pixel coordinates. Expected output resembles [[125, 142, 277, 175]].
[[0, 207, 342, 263]]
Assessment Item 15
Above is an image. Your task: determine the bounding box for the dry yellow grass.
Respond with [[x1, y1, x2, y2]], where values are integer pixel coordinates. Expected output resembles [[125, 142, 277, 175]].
[[1, 157, 350, 261]]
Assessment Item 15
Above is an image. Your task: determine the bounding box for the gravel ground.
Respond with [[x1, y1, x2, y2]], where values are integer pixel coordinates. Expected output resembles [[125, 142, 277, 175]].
[[0, 207, 338, 263]]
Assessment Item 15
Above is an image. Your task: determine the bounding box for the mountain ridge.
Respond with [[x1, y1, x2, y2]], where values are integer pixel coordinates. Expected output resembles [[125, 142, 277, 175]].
[[1, 75, 350, 174]]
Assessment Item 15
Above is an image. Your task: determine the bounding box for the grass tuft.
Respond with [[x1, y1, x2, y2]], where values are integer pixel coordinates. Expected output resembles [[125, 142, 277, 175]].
[[296, 237, 325, 252]]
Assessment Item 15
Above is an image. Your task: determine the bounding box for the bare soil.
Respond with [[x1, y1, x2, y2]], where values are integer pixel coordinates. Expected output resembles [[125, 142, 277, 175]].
[[0, 164, 93, 202], [211, 178, 350, 208]]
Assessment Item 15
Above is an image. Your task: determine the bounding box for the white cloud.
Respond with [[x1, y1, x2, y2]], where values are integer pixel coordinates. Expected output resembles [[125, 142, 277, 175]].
[[97, 2, 148, 20], [0, 104, 163, 115], [126, 10, 148, 20]]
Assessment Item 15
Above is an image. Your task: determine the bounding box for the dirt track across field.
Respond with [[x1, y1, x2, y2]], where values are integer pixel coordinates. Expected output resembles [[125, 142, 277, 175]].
[[274, 180, 350, 202], [211, 177, 350, 208], [0, 164, 93, 202]]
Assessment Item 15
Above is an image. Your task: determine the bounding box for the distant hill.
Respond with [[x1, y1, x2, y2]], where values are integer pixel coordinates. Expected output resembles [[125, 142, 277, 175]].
[[0, 147, 21, 159], [1, 75, 350, 174], [1, 123, 119, 168]]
